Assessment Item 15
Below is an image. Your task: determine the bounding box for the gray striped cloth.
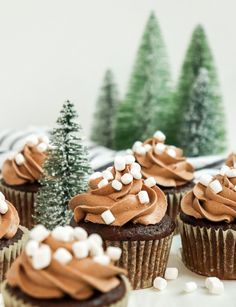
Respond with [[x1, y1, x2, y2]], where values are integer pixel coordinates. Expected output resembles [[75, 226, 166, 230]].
[[0, 127, 226, 179]]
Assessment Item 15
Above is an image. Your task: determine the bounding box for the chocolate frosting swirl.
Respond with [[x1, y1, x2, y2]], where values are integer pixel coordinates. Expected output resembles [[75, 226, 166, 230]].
[[134, 137, 194, 187], [181, 174, 236, 223], [7, 235, 125, 300], [69, 164, 167, 226], [2, 140, 47, 186], [225, 153, 236, 168], [0, 200, 19, 239]]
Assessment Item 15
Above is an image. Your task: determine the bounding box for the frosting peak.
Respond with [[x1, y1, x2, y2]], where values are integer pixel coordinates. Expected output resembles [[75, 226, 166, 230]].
[[7, 225, 125, 300], [69, 157, 167, 226], [133, 132, 194, 187], [2, 136, 48, 185], [181, 167, 236, 223]]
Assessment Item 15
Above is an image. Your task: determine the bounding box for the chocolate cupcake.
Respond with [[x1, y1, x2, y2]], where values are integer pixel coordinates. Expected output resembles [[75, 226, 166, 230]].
[[0, 135, 48, 228], [69, 156, 175, 289], [0, 191, 28, 283], [179, 166, 236, 279], [2, 225, 130, 307], [132, 130, 194, 223]]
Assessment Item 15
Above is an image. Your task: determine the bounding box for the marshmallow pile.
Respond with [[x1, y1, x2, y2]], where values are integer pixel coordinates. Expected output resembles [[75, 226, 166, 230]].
[[9, 135, 49, 166], [89, 157, 158, 225], [0, 192, 8, 215], [153, 267, 224, 295], [199, 165, 236, 194], [26, 225, 122, 270], [130, 130, 177, 158]]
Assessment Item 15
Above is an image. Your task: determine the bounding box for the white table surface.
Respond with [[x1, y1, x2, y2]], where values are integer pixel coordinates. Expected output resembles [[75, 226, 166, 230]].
[[0, 235, 235, 307], [128, 235, 236, 307]]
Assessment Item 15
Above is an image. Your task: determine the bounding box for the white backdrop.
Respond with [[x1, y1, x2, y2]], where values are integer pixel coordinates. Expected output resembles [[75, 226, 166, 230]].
[[0, 0, 235, 150]]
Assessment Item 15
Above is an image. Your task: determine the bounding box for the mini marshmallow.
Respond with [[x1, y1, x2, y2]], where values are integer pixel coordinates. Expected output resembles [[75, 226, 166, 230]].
[[138, 190, 150, 204], [125, 154, 135, 165], [90, 243, 104, 257], [0, 192, 5, 201], [73, 227, 88, 241], [0, 200, 8, 214], [25, 240, 39, 257], [131, 162, 141, 172], [98, 178, 109, 189], [15, 153, 25, 165], [234, 186, 236, 192], [40, 135, 50, 145], [88, 233, 103, 246], [30, 225, 50, 242], [114, 156, 126, 171], [167, 148, 176, 158], [132, 141, 143, 152], [37, 142, 48, 152], [53, 247, 72, 265], [72, 241, 89, 259], [130, 168, 142, 180], [32, 244, 51, 270], [205, 277, 224, 295], [121, 173, 133, 185], [101, 210, 115, 225], [93, 255, 110, 266], [51, 226, 73, 242], [144, 177, 156, 188], [135, 146, 146, 156], [102, 170, 114, 181], [26, 135, 39, 147], [154, 143, 166, 155], [199, 174, 213, 187], [126, 149, 133, 155], [112, 180, 123, 191], [184, 281, 197, 293], [106, 246, 122, 261], [226, 168, 236, 178], [220, 165, 230, 176], [144, 144, 152, 152], [164, 267, 178, 280], [153, 130, 166, 141], [153, 277, 167, 291], [89, 172, 103, 181], [209, 180, 222, 194]]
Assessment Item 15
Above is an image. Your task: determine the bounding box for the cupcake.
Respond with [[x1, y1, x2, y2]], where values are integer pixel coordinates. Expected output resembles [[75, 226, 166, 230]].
[[131, 130, 194, 222], [2, 224, 130, 307], [179, 165, 236, 279], [69, 156, 175, 289], [0, 135, 49, 228], [0, 191, 28, 283]]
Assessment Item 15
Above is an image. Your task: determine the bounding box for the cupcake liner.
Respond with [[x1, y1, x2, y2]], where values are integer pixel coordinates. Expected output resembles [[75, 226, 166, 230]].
[[1, 275, 131, 307], [104, 233, 173, 289], [0, 226, 28, 284], [0, 183, 36, 229], [178, 217, 236, 279]]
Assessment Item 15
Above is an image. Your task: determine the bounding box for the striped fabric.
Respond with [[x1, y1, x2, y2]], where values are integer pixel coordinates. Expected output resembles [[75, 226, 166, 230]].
[[0, 127, 225, 179]]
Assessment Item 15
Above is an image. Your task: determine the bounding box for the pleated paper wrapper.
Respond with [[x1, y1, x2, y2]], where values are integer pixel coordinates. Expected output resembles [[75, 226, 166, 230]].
[[178, 217, 236, 279], [0, 183, 36, 229], [0, 226, 28, 284], [1, 275, 131, 307], [104, 233, 173, 290]]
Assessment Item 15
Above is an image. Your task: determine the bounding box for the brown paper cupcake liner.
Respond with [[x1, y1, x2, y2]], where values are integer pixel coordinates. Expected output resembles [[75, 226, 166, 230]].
[[178, 217, 236, 279], [0, 184, 36, 229], [104, 233, 173, 289], [1, 275, 131, 307], [0, 226, 28, 284]]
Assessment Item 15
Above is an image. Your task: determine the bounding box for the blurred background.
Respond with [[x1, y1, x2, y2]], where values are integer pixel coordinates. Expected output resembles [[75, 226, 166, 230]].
[[0, 0, 235, 150]]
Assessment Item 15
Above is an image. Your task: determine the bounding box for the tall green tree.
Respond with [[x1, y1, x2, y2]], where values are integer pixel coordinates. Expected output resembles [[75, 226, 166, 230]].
[[173, 25, 226, 153], [35, 100, 92, 229], [114, 11, 172, 149], [91, 70, 119, 149]]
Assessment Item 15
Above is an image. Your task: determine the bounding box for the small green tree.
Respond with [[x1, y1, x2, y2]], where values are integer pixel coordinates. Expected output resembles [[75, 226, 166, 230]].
[[114, 11, 172, 149], [173, 25, 226, 153], [35, 100, 92, 229], [91, 70, 119, 148]]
